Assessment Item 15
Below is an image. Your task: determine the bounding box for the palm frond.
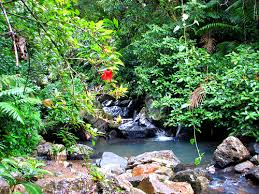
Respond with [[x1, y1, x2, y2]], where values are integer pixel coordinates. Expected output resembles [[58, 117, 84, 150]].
[[189, 86, 206, 110], [0, 102, 24, 124]]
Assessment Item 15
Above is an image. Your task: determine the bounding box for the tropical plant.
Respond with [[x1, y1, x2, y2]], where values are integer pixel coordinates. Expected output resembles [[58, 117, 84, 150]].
[[0, 75, 42, 157]]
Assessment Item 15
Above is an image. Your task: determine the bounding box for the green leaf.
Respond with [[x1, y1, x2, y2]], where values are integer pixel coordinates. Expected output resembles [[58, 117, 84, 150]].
[[22, 182, 42, 194], [0, 102, 24, 124], [194, 157, 201, 166], [190, 138, 195, 145], [113, 18, 119, 28]]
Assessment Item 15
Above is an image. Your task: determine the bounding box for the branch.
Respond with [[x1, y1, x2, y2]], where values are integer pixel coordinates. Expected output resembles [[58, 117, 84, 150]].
[[20, 0, 63, 58], [0, 0, 19, 66]]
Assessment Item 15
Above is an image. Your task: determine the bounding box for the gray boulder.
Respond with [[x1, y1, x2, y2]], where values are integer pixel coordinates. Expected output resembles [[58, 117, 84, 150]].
[[99, 152, 128, 175], [118, 108, 158, 138], [213, 136, 250, 167]]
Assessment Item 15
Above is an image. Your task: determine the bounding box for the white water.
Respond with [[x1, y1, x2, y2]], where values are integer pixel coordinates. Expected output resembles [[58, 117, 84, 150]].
[[154, 130, 174, 141]]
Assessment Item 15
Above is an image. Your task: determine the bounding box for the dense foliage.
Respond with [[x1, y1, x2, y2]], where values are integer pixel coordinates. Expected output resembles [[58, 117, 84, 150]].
[[0, 0, 125, 157], [0, 0, 258, 178], [80, 0, 259, 140]]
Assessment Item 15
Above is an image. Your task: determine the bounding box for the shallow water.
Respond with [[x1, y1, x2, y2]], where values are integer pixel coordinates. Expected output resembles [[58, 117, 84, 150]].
[[208, 170, 259, 194], [92, 137, 218, 164]]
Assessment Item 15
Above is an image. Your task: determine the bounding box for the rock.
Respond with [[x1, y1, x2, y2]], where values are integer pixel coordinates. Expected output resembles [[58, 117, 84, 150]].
[[115, 99, 131, 107], [155, 166, 174, 178], [138, 174, 175, 194], [36, 176, 94, 194], [97, 94, 115, 103], [213, 136, 250, 167], [68, 144, 93, 160], [99, 152, 128, 175], [118, 108, 158, 138], [36, 142, 52, 156], [250, 155, 259, 165], [103, 106, 129, 118], [128, 176, 146, 187], [102, 99, 114, 107], [132, 163, 160, 176], [245, 167, 259, 183], [138, 174, 194, 194], [234, 160, 255, 173], [0, 178, 9, 194], [172, 169, 209, 194], [49, 144, 67, 161], [128, 150, 181, 169], [164, 181, 194, 194]]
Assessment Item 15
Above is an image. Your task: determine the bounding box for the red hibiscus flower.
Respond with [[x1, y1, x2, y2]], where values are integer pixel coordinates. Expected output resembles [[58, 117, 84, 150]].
[[101, 69, 113, 81]]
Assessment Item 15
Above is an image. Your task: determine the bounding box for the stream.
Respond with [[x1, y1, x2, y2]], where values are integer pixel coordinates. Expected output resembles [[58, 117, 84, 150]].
[[90, 136, 259, 194]]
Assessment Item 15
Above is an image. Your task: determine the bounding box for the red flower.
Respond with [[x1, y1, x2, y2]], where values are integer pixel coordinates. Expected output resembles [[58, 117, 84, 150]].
[[101, 69, 113, 81]]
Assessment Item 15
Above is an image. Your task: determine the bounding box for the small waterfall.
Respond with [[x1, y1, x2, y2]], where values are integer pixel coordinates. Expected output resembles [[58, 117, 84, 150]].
[[154, 129, 174, 141], [175, 124, 182, 138]]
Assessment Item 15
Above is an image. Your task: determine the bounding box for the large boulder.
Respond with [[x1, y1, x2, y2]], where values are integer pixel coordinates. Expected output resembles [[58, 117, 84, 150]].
[[171, 169, 209, 194], [213, 136, 250, 167], [118, 108, 158, 138], [128, 150, 181, 169], [98, 152, 128, 175], [0, 178, 9, 194]]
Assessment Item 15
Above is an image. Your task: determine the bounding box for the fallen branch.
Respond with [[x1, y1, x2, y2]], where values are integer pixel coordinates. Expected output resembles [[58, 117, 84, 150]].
[[0, 0, 19, 66]]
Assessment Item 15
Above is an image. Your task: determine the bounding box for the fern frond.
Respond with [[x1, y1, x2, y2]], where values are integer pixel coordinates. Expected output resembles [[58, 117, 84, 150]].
[[0, 102, 24, 124], [0, 87, 33, 97], [0, 75, 24, 86], [196, 23, 241, 35]]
